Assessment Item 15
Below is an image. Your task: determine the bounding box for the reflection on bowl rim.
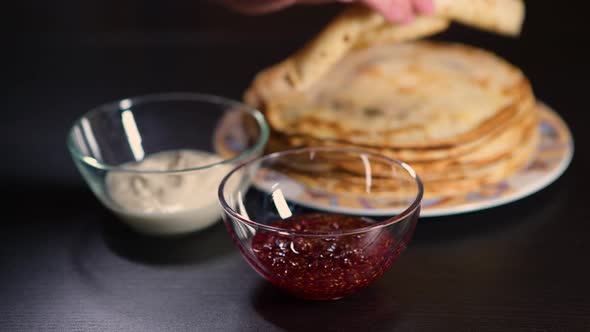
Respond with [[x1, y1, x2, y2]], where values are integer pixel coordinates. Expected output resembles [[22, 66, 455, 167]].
[[66, 92, 269, 174], [218, 147, 424, 237]]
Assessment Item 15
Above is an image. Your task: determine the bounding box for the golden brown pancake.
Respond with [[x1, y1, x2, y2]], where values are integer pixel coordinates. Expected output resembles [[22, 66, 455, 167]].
[[244, 1, 535, 199]]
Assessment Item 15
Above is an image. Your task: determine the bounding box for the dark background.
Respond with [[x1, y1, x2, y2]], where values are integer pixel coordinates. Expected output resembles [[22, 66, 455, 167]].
[[2, 1, 590, 331]]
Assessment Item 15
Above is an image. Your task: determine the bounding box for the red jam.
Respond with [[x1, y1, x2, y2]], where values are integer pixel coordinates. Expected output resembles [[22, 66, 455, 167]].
[[250, 214, 410, 300]]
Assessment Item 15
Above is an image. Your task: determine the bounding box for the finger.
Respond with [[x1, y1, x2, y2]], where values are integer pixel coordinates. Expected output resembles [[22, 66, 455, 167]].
[[412, 0, 434, 15], [365, 0, 414, 24]]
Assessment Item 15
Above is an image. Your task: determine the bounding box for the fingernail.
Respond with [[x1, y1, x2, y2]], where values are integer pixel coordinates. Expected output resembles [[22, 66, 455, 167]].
[[389, 8, 406, 22], [399, 12, 414, 24], [415, 0, 434, 14]]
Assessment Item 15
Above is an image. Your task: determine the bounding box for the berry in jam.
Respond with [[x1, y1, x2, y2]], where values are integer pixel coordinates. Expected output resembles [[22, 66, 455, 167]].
[[250, 213, 412, 300]]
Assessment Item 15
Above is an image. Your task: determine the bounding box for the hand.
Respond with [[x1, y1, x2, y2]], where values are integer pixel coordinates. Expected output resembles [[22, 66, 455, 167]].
[[221, 0, 434, 23]]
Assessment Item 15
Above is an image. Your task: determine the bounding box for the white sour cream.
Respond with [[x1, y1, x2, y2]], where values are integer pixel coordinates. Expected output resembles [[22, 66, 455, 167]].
[[105, 150, 234, 235]]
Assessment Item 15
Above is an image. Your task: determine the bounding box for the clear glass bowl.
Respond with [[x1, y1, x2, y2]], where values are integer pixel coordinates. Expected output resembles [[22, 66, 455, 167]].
[[219, 147, 423, 300], [67, 92, 269, 236]]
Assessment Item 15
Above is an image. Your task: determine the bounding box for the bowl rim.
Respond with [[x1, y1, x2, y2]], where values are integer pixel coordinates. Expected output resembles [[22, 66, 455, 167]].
[[66, 92, 270, 174], [218, 147, 424, 237]]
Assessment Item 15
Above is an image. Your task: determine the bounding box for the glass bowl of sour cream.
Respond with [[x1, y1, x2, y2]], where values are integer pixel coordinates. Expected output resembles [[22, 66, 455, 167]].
[[67, 92, 269, 236]]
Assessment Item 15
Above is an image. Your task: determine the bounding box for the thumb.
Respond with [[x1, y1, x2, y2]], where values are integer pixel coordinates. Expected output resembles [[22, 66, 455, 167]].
[[362, 0, 414, 23]]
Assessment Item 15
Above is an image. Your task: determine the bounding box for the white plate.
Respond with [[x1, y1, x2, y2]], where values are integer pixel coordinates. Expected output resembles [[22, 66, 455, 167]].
[[253, 103, 573, 217]]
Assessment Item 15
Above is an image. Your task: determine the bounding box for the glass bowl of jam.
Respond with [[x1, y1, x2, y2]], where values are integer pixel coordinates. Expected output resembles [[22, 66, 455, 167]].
[[219, 147, 423, 300]]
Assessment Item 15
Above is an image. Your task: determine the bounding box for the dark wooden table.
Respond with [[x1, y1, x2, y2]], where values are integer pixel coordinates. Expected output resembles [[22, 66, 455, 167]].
[[3, 1, 590, 331]]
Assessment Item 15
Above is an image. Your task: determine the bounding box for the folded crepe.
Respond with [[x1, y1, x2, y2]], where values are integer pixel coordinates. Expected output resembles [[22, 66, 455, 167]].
[[245, 0, 525, 99]]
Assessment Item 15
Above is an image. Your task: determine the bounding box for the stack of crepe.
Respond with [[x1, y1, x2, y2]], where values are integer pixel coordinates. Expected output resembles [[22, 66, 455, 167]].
[[244, 0, 539, 198]]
